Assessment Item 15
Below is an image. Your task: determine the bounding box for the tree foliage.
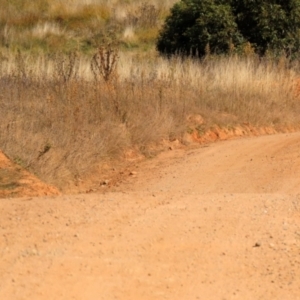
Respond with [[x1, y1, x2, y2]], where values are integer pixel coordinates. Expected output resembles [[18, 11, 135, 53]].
[[157, 0, 300, 57]]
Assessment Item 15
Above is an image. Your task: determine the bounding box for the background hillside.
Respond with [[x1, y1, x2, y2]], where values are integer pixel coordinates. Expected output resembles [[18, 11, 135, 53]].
[[0, 0, 177, 54]]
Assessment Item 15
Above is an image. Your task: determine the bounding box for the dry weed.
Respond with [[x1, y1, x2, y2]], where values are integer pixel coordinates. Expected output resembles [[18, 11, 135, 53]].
[[1, 52, 300, 189]]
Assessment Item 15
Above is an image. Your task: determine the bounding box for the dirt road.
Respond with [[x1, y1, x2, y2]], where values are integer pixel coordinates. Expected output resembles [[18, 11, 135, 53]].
[[1, 132, 300, 300]]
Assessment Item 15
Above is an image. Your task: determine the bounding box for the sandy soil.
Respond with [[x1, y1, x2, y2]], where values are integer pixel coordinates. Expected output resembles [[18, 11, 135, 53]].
[[1, 132, 300, 299], [0, 152, 60, 198]]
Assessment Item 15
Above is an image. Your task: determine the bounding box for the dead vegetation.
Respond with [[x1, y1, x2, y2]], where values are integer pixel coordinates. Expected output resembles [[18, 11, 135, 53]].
[[0, 0, 177, 54], [1, 49, 300, 190]]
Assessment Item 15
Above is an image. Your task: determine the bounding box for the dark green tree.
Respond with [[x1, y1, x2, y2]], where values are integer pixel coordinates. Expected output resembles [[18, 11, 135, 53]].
[[232, 0, 300, 56], [157, 0, 243, 57], [157, 0, 300, 57]]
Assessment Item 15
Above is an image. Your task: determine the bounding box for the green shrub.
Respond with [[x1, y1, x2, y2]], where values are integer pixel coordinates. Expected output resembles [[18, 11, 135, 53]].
[[157, 0, 300, 58], [157, 0, 243, 57], [232, 0, 300, 56]]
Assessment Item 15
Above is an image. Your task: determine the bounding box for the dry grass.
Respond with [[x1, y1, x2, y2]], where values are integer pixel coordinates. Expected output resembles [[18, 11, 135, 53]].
[[0, 0, 177, 53], [1, 50, 300, 190], [1, 0, 300, 192]]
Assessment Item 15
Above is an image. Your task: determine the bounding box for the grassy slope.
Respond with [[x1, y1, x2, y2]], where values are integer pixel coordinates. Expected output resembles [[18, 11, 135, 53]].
[[0, 0, 177, 54], [1, 0, 300, 192]]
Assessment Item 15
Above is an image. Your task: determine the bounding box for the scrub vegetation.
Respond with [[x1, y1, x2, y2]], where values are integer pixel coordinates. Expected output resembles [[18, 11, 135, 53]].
[[1, 0, 300, 190], [0, 0, 177, 53]]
